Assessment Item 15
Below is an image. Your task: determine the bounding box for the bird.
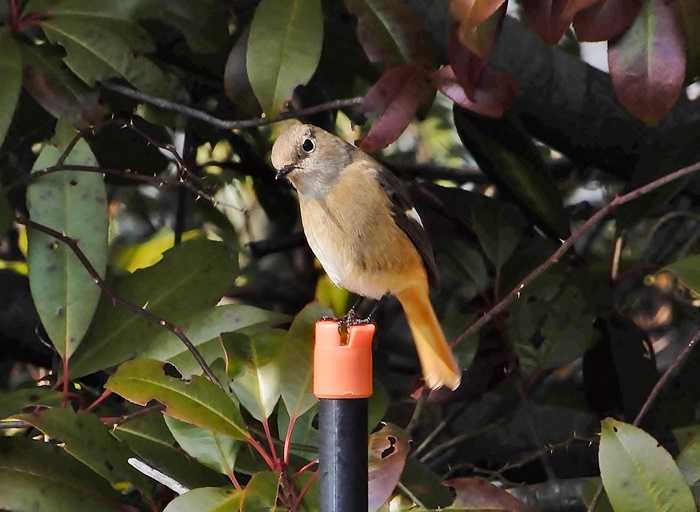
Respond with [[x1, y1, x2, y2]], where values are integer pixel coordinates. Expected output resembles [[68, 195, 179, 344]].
[[271, 123, 461, 390]]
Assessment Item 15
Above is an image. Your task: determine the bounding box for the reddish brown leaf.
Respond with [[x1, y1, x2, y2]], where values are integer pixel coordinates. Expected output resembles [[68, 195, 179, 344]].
[[368, 424, 409, 511], [432, 65, 515, 118], [448, 477, 532, 511], [360, 64, 435, 151], [344, 0, 436, 67], [451, 0, 508, 59], [573, 0, 642, 41], [523, 0, 599, 44], [450, 0, 506, 29], [449, 26, 485, 98], [608, 0, 686, 124]]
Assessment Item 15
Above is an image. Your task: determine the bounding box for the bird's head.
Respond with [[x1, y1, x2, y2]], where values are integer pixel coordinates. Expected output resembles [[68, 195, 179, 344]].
[[270, 123, 354, 197]]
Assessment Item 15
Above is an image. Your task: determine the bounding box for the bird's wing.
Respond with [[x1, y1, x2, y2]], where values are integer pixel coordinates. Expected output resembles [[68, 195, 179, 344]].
[[371, 162, 439, 287]]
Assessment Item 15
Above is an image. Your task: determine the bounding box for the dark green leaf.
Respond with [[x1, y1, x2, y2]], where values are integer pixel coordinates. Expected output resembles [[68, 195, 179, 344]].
[[453, 106, 570, 239], [70, 239, 237, 378], [599, 417, 695, 512], [114, 411, 228, 489], [0, 30, 21, 149], [676, 426, 700, 486], [0, 387, 62, 420], [36, 1, 178, 97], [106, 358, 249, 440], [164, 416, 239, 476], [27, 134, 107, 361], [21, 43, 103, 126], [18, 407, 153, 495], [368, 379, 389, 432], [247, 0, 324, 116], [0, 188, 10, 234], [471, 199, 525, 270], [279, 303, 332, 420], [399, 457, 453, 509], [0, 438, 123, 511], [344, 0, 435, 67]]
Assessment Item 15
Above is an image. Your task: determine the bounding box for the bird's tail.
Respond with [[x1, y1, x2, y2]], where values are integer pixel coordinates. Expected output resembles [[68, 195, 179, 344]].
[[396, 286, 461, 390]]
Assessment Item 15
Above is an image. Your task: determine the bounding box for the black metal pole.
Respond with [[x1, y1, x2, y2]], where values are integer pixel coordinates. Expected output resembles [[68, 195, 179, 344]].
[[319, 398, 368, 512]]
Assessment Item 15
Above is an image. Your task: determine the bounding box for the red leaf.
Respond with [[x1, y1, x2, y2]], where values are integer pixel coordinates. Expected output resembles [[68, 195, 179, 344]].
[[573, 0, 642, 41], [608, 0, 686, 124], [448, 477, 532, 511], [522, 0, 599, 44], [449, 27, 485, 98], [432, 65, 515, 118], [360, 64, 435, 151], [450, 0, 506, 29], [368, 424, 409, 511]]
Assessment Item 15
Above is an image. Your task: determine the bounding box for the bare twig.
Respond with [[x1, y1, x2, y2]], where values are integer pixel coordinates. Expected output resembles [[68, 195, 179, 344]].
[[587, 327, 700, 511], [405, 387, 429, 435], [453, 159, 700, 347], [16, 216, 222, 387], [419, 417, 507, 463], [101, 82, 363, 130]]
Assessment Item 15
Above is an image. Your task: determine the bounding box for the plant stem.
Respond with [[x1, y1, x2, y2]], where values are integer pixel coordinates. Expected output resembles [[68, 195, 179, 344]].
[[283, 414, 298, 465]]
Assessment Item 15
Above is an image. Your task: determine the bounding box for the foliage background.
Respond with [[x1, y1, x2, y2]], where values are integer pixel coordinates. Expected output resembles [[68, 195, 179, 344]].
[[1, 0, 700, 511]]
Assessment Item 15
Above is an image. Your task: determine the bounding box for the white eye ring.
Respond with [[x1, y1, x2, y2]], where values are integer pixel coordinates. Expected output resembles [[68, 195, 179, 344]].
[[302, 138, 315, 153]]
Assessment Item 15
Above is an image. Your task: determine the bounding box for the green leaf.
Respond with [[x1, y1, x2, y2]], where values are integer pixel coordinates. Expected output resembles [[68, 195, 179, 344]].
[[114, 411, 228, 489], [471, 200, 525, 270], [17, 407, 153, 495], [676, 427, 700, 486], [247, 0, 324, 116], [599, 417, 695, 512], [163, 487, 242, 512], [241, 471, 280, 511], [0, 437, 123, 512], [21, 43, 104, 126], [280, 303, 332, 420], [224, 330, 285, 421], [70, 238, 237, 378], [0, 30, 21, 150], [665, 255, 700, 295], [27, 135, 107, 361], [161, 306, 289, 378], [369, 424, 409, 512], [106, 358, 249, 440], [36, 1, 177, 97], [0, 387, 62, 420], [453, 107, 570, 239], [343, 0, 436, 67], [165, 416, 239, 476]]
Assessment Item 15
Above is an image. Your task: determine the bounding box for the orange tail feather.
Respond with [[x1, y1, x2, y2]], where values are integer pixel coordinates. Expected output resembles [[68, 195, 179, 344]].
[[396, 286, 461, 390]]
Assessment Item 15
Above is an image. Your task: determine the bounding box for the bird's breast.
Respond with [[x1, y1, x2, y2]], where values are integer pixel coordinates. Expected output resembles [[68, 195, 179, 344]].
[[297, 168, 424, 298]]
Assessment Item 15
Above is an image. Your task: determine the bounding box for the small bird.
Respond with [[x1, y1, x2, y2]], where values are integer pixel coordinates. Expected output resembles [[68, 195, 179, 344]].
[[271, 123, 461, 390]]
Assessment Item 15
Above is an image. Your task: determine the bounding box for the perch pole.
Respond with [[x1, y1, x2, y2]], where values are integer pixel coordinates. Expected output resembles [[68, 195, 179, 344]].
[[314, 320, 375, 512]]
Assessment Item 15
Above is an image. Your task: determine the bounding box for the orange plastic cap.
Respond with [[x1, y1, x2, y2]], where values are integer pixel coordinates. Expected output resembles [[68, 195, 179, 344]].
[[313, 320, 375, 399]]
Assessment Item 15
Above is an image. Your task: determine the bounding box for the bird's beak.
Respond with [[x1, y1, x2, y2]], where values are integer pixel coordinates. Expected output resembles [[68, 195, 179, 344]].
[[275, 164, 298, 181]]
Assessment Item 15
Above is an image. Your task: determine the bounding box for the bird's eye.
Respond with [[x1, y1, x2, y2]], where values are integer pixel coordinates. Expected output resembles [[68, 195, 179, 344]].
[[302, 138, 315, 153]]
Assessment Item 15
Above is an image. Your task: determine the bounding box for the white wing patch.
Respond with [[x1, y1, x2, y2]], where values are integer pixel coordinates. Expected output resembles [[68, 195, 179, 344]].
[[405, 207, 424, 227]]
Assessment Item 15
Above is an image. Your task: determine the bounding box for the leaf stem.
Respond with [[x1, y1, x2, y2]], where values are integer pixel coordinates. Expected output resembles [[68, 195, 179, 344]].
[[263, 417, 281, 469], [85, 388, 113, 412], [283, 414, 298, 465], [247, 435, 277, 470]]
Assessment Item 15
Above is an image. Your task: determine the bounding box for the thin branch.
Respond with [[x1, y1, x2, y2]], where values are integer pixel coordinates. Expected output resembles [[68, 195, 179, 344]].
[[412, 402, 470, 458], [419, 417, 507, 463], [101, 82, 363, 130], [453, 159, 700, 347], [587, 327, 700, 511], [16, 216, 223, 387], [405, 387, 429, 435]]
